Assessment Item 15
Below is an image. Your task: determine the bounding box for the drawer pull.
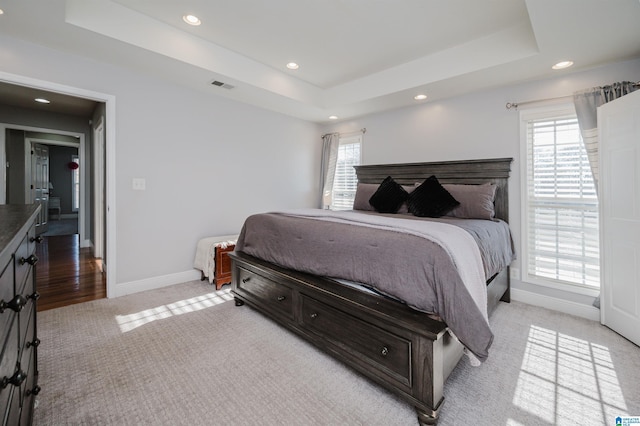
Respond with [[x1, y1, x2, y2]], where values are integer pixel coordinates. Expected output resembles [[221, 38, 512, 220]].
[[19, 254, 39, 266], [29, 291, 41, 301], [242, 277, 251, 284], [310, 313, 318, 319], [276, 296, 286, 302], [27, 338, 41, 349], [30, 236, 43, 243], [26, 385, 41, 397], [381, 346, 389, 357], [0, 294, 28, 313], [1, 368, 26, 389]]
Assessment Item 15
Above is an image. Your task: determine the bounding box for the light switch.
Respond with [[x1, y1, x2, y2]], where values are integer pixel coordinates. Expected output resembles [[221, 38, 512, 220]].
[[132, 178, 146, 190]]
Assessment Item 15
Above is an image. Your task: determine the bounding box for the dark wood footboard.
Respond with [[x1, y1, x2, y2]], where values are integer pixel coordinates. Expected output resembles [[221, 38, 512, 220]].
[[231, 251, 505, 424]]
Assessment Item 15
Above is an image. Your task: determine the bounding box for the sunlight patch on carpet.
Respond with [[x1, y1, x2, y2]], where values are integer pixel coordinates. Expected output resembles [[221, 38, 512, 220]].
[[115, 289, 233, 332], [512, 325, 628, 425]]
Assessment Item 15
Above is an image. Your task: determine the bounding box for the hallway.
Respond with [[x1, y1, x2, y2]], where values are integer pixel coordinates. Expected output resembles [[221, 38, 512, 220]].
[[36, 234, 106, 311]]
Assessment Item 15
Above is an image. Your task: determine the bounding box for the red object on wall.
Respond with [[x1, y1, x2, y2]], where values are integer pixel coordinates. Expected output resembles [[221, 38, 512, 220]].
[[68, 161, 79, 170]]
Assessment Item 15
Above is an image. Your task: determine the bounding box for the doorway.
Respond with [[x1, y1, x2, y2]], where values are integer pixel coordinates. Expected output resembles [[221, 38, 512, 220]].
[[0, 73, 116, 303], [30, 142, 50, 235], [24, 136, 82, 238], [3, 124, 102, 310]]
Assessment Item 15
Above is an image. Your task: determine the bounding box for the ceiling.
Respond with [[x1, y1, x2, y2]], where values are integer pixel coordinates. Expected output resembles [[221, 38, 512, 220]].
[[0, 81, 99, 117], [1, 0, 639, 122]]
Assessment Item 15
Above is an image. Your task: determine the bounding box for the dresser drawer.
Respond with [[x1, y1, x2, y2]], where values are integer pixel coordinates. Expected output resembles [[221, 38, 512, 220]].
[[14, 235, 33, 296], [236, 268, 294, 320], [16, 267, 35, 310], [0, 319, 19, 416], [5, 385, 20, 426], [19, 298, 36, 372], [300, 295, 411, 387], [26, 225, 36, 258], [19, 349, 37, 426], [0, 260, 14, 346]]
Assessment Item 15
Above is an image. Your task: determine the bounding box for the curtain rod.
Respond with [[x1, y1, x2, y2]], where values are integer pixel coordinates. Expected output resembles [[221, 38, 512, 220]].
[[321, 128, 366, 139], [506, 81, 640, 110]]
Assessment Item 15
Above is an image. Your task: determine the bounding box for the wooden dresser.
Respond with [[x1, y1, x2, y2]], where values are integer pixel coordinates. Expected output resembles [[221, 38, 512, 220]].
[[0, 205, 41, 425]]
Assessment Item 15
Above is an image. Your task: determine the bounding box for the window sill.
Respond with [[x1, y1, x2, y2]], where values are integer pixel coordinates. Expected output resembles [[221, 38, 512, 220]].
[[520, 274, 600, 298]]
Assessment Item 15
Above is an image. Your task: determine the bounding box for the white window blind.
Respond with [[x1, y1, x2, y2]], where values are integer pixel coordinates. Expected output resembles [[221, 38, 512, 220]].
[[524, 112, 600, 289], [332, 136, 361, 210]]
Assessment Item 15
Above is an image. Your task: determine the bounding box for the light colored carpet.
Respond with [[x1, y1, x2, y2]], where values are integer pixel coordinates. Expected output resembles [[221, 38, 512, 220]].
[[34, 281, 640, 425]]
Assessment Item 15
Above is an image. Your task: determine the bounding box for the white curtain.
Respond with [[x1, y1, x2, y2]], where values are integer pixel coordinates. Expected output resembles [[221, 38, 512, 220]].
[[573, 81, 637, 192], [320, 133, 340, 209]]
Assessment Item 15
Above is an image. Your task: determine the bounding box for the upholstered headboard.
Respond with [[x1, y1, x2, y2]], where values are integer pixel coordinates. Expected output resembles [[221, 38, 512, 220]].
[[354, 157, 513, 222]]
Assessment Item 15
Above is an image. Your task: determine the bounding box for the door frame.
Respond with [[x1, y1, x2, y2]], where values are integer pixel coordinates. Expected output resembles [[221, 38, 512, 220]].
[[25, 136, 83, 240], [93, 117, 105, 261], [0, 71, 117, 298]]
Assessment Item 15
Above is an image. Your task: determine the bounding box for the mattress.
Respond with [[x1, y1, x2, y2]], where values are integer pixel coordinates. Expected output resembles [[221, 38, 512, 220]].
[[235, 209, 515, 361]]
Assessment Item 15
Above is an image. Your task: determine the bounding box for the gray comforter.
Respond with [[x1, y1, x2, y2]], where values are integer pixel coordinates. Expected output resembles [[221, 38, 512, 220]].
[[235, 209, 514, 361]]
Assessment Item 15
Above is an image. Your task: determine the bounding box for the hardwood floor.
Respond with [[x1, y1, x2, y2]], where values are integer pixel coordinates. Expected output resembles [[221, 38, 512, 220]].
[[36, 234, 106, 311]]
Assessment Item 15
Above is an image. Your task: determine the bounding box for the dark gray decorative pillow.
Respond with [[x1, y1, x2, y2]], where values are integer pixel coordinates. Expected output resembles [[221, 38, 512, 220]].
[[352, 183, 378, 211], [443, 183, 497, 220], [408, 175, 459, 217], [368, 176, 409, 213]]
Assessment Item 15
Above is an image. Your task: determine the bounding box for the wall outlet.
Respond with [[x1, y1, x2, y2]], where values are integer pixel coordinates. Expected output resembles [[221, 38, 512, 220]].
[[132, 178, 146, 190], [510, 268, 520, 280]]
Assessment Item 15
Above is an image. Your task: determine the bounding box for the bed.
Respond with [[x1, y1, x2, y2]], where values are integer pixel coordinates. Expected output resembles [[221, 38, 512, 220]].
[[229, 157, 513, 425]]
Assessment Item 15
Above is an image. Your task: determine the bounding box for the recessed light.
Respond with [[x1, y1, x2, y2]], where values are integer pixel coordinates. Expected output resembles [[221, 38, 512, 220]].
[[552, 61, 573, 70], [0, 9, 4, 15], [183, 15, 201, 26], [414, 94, 427, 101], [286, 62, 299, 70], [328, 115, 338, 120], [34, 98, 50, 104]]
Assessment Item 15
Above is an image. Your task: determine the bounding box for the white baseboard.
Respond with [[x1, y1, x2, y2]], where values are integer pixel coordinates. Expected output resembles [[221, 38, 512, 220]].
[[81, 239, 92, 248], [111, 270, 202, 298], [511, 288, 600, 322]]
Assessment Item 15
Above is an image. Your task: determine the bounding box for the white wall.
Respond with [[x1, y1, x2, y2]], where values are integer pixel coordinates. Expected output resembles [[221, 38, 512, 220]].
[[321, 58, 640, 317], [0, 34, 321, 293]]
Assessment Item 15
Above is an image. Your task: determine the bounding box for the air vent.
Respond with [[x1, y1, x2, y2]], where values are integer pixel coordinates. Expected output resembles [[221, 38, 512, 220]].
[[211, 80, 235, 90]]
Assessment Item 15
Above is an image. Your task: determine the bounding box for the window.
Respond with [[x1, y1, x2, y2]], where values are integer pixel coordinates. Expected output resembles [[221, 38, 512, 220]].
[[71, 155, 79, 212], [331, 135, 362, 210], [521, 106, 599, 292]]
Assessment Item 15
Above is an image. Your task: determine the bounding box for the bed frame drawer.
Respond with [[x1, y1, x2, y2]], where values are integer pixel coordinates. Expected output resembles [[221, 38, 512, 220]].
[[230, 251, 465, 425], [300, 294, 411, 388], [235, 267, 294, 320]]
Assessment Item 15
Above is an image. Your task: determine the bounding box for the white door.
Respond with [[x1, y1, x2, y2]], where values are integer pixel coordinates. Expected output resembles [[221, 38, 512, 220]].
[[31, 143, 50, 235], [599, 89, 640, 346]]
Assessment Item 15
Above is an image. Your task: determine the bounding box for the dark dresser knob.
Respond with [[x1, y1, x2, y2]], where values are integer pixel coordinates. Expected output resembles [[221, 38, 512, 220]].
[[310, 313, 318, 319], [19, 254, 38, 266], [241, 277, 251, 284], [276, 296, 286, 302], [30, 236, 43, 243], [0, 294, 28, 313], [26, 338, 41, 349], [381, 346, 389, 357], [1, 368, 27, 388], [29, 292, 40, 301], [26, 385, 41, 396]]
